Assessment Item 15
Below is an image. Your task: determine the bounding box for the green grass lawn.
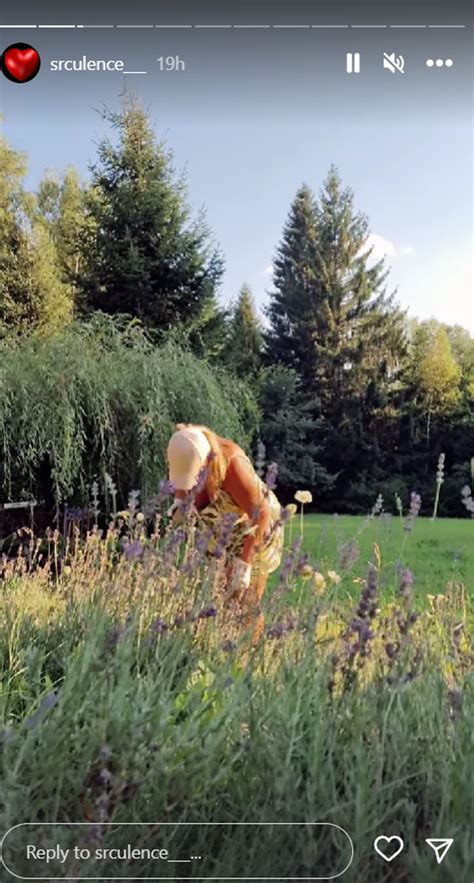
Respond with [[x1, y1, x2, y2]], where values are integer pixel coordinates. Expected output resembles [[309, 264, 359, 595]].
[[280, 514, 474, 599]]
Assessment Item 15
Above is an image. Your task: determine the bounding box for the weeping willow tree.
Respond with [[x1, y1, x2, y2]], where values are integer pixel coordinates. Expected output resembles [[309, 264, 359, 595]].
[[0, 316, 259, 508]]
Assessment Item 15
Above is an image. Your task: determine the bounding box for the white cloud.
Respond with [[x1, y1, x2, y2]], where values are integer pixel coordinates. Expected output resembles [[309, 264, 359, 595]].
[[363, 233, 396, 261], [362, 234, 415, 263], [261, 238, 414, 278]]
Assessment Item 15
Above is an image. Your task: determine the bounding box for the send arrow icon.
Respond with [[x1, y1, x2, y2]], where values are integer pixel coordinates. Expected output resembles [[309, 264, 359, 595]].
[[425, 839, 454, 864]]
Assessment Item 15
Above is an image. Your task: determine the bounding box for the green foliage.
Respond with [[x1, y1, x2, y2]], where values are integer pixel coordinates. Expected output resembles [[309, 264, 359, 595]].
[[36, 166, 91, 291], [0, 516, 472, 882], [0, 316, 259, 505], [265, 183, 319, 376], [265, 167, 407, 506], [0, 117, 472, 515], [266, 169, 405, 401], [225, 284, 263, 377], [0, 137, 72, 336], [257, 365, 332, 496], [78, 94, 224, 337], [409, 322, 461, 443]]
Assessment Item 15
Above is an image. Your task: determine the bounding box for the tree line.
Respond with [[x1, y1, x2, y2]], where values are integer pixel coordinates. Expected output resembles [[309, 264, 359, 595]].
[[1, 95, 473, 515]]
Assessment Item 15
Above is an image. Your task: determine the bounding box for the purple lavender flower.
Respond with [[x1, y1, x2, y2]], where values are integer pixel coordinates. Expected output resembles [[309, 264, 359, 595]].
[[350, 620, 374, 643], [255, 439, 266, 478], [339, 539, 359, 570], [151, 618, 169, 634], [123, 540, 142, 561], [179, 558, 197, 576], [267, 622, 287, 639], [277, 536, 303, 586], [355, 565, 378, 619], [198, 606, 217, 619], [295, 552, 310, 576], [144, 480, 175, 516], [106, 625, 124, 648], [195, 529, 213, 555], [24, 691, 58, 730], [159, 479, 175, 498], [404, 492, 421, 532], [163, 529, 187, 563], [398, 567, 414, 601], [265, 462, 278, 491], [192, 460, 211, 496], [343, 564, 379, 661], [65, 507, 90, 523], [211, 512, 238, 559]]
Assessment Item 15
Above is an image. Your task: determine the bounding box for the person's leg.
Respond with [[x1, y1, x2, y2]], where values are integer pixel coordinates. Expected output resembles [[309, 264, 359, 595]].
[[240, 569, 268, 644]]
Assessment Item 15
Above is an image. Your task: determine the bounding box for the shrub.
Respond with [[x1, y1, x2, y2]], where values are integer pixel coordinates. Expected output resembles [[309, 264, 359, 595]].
[[0, 315, 259, 506]]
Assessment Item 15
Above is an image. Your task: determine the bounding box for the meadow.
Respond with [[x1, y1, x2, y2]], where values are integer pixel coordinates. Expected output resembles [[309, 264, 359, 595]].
[[0, 499, 473, 882], [292, 514, 474, 601]]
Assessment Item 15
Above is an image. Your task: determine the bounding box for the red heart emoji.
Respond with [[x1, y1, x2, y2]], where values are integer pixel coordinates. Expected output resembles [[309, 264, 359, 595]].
[[3, 46, 40, 82]]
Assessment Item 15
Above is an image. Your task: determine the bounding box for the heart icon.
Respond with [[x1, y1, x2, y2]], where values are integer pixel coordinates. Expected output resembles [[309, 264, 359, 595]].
[[374, 835, 404, 862], [2, 43, 41, 83]]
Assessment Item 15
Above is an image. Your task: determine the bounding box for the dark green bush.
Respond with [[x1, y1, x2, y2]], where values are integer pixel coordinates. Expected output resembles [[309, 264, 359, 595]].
[[0, 316, 259, 506]]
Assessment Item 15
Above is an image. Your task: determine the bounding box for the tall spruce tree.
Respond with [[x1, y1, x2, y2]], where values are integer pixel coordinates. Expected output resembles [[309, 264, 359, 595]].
[[266, 184, 319, 380], [258, 365, 332, 497], [266, 167, 405, 496], [79, 94, 224, 335], [226, 284, 263, 377]]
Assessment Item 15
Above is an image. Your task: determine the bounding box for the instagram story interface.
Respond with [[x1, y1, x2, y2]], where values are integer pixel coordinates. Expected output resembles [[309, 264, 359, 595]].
[[0, 0, 472, 880]]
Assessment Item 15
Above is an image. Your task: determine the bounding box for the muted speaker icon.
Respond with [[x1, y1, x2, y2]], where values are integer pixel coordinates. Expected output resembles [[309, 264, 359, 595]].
[[383, 52, 405, 73]]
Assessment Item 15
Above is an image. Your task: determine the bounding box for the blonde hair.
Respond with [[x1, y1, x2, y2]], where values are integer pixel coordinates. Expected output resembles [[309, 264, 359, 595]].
[[175, 424, 228, 500]]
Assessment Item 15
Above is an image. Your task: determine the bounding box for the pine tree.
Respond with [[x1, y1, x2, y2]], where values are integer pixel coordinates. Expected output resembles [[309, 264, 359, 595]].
[[268, 168, 404, 404], [266, 167, 406, 500], [226, 284, 263, 377], [79, 94, 224, 335], [265, 184, 319, 376], [0, 135, 72, 336], [258, 366, 332, 496]]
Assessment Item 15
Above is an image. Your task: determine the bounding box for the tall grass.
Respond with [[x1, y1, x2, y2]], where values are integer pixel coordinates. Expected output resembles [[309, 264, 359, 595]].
[[0, 505, 472, 882]]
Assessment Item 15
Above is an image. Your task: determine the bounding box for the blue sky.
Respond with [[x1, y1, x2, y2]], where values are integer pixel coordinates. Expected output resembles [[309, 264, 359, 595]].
[[1, 24, 472, 332]]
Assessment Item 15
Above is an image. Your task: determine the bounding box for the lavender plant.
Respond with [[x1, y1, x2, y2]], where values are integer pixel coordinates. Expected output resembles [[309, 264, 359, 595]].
[[0, 486, 472, 883], [431, 452, 445, 520]]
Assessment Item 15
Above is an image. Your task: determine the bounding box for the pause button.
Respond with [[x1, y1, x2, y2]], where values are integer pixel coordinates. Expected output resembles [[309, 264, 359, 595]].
[[346, 52, 361, 73]]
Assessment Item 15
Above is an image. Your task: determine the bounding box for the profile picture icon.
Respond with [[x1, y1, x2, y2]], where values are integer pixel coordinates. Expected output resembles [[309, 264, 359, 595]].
[[1, 42, 41, 83]]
